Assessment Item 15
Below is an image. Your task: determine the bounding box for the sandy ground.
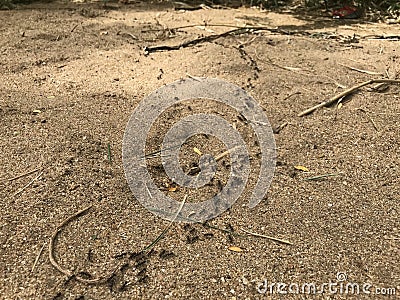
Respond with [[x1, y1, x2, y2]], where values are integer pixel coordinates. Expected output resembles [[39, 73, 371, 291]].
[[0, 1, 399, 299]]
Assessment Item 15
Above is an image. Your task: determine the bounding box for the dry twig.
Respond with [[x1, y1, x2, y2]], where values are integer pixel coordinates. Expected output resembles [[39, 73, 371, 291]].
[[338, 63, 383, 75], [49, 205, 122, 284], [49, 195, 187, 285], [144, 26, 289, 54], [298, 79, 400, 117]]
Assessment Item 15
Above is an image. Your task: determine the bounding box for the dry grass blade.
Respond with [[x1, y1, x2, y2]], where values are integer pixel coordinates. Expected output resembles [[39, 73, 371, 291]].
[[240, 228, 293, 245], [8, 168, 40, 182], [31, 242, 46, 273], [14, 170, 44, 196], [142, 194, 188, 254], [356, 108, 379, 131]]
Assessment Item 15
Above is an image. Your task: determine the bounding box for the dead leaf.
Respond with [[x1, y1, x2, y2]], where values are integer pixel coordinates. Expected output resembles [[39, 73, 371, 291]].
[[168, 186, 178, 192], [294, 165, 309, 172], [228, 246, 243, 252]]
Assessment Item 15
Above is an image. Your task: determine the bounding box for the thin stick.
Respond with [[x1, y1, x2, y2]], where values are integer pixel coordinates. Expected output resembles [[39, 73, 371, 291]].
[[147, 207, 241, 236], [31, 242, 46, 273], [369, 82, 388, 91], [144, 28, 250, 53], [49, 206, 92, 278], [273, 122, 288, 134], [283, 92, 301, 101], [118, 32, 138, 40], [8, 168, 40, 182], [215, 147, 238, 161], [49, 205, 121, 284], [48, 199, 187, 285], [264, 57, 346, 88], [298, 79, 400, 117], [142, 23, 272, 32], [186, 73, 202, 81], [240, 228, 293, 245], [14, 170, 44, 196], [338, 63, 383, 75], [70, 23, 81, 33], [385, 68, 390, 79]]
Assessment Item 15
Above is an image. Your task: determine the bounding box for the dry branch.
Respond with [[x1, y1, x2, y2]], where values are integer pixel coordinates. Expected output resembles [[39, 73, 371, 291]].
[[144, 26, 288, 54]]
